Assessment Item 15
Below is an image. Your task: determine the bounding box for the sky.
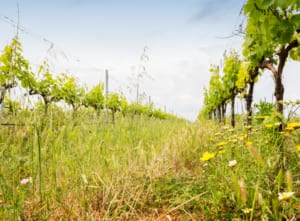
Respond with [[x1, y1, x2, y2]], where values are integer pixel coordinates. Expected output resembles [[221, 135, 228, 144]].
[[0, 0, 299, 121]]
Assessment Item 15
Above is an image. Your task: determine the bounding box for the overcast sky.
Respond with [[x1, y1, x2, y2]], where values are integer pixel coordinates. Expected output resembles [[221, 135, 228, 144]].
[[0, 0, 299, 121]]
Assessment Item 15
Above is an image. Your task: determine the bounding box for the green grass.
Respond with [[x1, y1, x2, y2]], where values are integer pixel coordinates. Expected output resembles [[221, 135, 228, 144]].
[[0, 110, 299, 220]]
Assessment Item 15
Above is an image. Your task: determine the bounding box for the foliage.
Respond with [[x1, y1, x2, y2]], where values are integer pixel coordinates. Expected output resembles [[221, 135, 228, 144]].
[[222, 50, 241, 127], [127, 102, 144, 116], [243, 0, 300, 114], [254, 100, 275, 118], [0, 36, 174, 121], [60, 74, 85, 112], [27, 61, 64, 114], [3, 96, 21, 115], [200, 51, 242, 125], [243, 0, 300, 64], [236, 61, 250, 94], [119, 94, 128, 116], [0, 38, 30, 104], [106, 92, 121, 123], [106, 92, 121, 113], [84, 83, 105, 114], [201, 65, 225, 120], [222, 50, 240, 96]]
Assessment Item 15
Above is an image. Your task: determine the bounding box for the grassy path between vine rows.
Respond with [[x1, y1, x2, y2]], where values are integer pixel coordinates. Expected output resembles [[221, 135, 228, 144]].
[[0, 111, 299, 220]]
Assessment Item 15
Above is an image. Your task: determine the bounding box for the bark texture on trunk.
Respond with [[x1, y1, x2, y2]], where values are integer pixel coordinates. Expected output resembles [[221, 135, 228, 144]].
[[231, 94, 235, 128], [261, 41, 299, 116], [0, 87, 6, 105], [246, 66, 259, 126], [217, 106, 221, 123], [246, 81, 255, 126], [221, 102, 227, 124]]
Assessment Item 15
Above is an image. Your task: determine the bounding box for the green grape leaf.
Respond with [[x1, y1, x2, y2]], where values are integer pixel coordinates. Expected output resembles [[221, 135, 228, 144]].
[[260, 0, 275, 9]]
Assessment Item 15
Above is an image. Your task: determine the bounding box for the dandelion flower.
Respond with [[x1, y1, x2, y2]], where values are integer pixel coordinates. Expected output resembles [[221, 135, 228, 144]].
[[228, 160, 237, 167], [200, 151, 215, 161], [287, 122, 300, 128], [278, 192, 295, 201], [20, 177, 32, 185], [296, 145, 300, 152], [242, 208, 253, 214]]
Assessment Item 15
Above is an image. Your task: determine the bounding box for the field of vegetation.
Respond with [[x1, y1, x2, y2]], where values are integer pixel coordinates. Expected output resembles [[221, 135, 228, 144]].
[[0, 0, 300, 220], [0, 107, 299, 220]]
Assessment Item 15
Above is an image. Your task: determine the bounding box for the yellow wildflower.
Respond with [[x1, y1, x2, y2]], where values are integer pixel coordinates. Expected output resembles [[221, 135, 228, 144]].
[[287, 122, 300, 128], [278, 192, 295, 201], [200, 151, 215, 161], [296, 145, 300, 152]]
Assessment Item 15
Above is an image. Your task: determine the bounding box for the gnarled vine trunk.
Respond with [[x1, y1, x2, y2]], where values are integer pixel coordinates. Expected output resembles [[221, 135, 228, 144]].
[[246, 81, 255, 126], [231, 94, 235, 128], [245, 66, 259, 127], [0, 87, 6, 105], [221, 102, 227, 124], [217, 106, 221, 123]]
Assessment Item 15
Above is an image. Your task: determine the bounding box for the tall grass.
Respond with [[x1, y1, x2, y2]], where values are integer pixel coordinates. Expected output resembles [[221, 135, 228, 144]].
[[0, 109, 189, 220], [0, 109, 299, 220]]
